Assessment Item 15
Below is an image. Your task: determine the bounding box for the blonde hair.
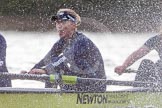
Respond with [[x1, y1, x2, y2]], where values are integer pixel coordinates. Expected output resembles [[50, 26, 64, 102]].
[[57, 8, 81, 26]]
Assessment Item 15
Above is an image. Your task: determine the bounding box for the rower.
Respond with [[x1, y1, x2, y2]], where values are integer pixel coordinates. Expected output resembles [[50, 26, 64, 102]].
[[0, 34, 11, 87], [115, 34, 162, 88], [21, 8, 106, 92]]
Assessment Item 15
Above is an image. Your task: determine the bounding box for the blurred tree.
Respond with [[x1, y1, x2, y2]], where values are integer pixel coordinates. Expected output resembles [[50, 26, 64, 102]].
[[0, 0, 162, 32]]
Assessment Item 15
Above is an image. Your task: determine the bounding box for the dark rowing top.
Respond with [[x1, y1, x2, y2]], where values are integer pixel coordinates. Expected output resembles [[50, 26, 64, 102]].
[[0, 34, 11, 87], [32, 32, 106, 92], [144, 34, 162, 59]]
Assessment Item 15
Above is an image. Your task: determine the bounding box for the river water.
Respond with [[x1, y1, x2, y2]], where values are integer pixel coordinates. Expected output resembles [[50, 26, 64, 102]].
[[0, 31, 159, 91]]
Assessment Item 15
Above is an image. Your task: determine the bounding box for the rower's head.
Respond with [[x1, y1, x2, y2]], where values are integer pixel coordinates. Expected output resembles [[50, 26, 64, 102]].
[[51, 9, 81, 39]]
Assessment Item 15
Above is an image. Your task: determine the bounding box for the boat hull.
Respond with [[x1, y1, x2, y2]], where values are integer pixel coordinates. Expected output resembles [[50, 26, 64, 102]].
[[0, 88, 161, 108]]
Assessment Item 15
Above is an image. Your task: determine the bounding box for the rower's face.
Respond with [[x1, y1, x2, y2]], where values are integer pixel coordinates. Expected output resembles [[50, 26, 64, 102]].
[[55, 20, 76, 38]]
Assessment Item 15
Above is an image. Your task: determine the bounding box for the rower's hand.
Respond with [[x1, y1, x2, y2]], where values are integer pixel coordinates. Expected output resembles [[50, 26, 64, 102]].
[[28, 69, 46, 74], [114, 66, 126, 75]]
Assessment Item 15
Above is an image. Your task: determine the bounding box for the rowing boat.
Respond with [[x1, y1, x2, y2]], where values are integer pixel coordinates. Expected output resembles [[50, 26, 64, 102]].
[[0, 87, 161, 108], [0, 73, 161, 108]]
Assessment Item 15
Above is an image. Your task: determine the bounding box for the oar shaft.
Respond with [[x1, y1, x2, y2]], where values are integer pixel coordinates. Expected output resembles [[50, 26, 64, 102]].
[[76, 77, 154, 87], [0, 73, 50, 81]]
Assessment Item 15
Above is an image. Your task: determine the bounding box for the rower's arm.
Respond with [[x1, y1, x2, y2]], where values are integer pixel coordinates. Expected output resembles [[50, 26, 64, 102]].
[[122, 45, 150, 69]]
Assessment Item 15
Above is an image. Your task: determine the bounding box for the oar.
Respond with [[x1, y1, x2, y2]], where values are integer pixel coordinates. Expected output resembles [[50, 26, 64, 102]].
[[0, 73, 156, 87], [0, 73, 50, 81], [75, 77, 156, 87], [124, 69, 137, 73]]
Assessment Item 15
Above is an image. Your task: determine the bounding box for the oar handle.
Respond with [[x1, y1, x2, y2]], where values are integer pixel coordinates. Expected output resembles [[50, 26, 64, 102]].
[[124, 69, 137, 73]]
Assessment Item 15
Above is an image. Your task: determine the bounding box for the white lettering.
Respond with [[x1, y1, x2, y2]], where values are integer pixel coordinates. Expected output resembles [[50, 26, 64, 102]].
[[52, 56, 66, 67]]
